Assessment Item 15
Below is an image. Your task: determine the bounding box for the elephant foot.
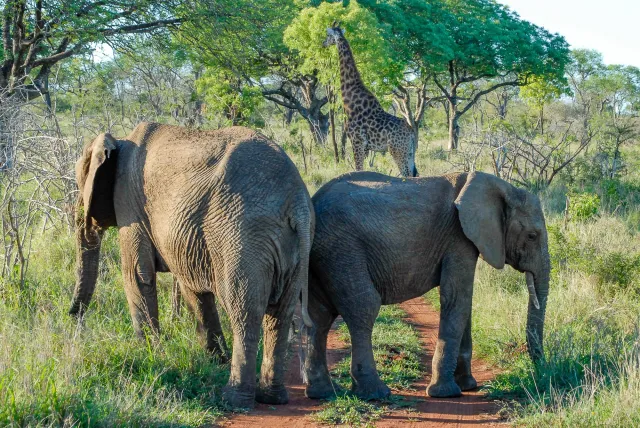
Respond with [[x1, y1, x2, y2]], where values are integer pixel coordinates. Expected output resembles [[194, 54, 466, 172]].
[[427, 379, 462, 398], [222, 385, 255, 409], [255, 384, 289, 405], [351, 377, 391, 401], [305, 379, 345, 399], [455, 374, 478, 391]]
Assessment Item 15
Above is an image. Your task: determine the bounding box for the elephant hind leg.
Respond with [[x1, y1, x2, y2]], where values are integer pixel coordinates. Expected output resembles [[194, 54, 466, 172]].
[[338, 281, 390, 400], [119, 225, 160, 338], [256, 302, 295, 405], [304, 285, 341, 399], [218, 265, 269, 409], [179, 285, 229, 363]]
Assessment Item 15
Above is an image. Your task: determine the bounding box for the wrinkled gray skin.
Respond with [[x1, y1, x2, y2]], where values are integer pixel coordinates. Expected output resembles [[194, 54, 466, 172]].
[[69, 122, 314, 408], [304, 171, 549, 400]]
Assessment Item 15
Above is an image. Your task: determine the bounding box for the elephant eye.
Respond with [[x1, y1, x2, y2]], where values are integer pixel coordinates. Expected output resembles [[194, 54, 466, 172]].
[[527, 232, 537, 241]]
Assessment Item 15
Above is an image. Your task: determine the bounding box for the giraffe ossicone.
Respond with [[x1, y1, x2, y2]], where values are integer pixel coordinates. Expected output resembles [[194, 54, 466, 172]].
[[323, 24, 418, 177]]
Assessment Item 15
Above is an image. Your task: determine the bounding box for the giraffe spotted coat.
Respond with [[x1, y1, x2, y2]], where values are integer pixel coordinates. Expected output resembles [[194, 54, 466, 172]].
[[324, 25, 418, 177]]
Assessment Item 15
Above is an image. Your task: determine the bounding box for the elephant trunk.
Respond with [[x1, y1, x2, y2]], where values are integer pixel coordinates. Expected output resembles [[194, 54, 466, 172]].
[[525, 255, 550, 363], [69, 216, 102, 318]]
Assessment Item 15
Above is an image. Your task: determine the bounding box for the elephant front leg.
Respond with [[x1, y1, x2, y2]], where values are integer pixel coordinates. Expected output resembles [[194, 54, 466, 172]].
[[341, 291, 390, 400], [427, 257, 475, 398], [171, 277, 182, 320], [180, 286, 229, 363], [454, 315, 478, 391]]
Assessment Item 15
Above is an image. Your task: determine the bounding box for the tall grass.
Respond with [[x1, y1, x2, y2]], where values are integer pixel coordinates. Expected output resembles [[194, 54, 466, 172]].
[[0, 230, 229, 426]]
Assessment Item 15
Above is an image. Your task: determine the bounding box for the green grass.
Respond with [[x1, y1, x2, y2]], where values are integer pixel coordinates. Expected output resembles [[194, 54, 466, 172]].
[[312, 395, 386, 427]]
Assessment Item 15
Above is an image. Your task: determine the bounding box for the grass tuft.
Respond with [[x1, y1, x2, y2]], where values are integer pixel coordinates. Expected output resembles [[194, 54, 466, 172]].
[[312, 395, 386, 427]]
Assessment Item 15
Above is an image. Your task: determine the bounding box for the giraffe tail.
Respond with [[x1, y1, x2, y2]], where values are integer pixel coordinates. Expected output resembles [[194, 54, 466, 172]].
[[411, 134, 419, 177]]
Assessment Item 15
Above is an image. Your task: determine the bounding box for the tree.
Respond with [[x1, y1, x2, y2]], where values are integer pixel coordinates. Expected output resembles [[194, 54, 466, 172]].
[[520, 76, 568, 135], [283, 1, 402, 154], [361, 0, 571, 150], [196, 67, 263, 126], [0, 0, 192, 105], [591, 64, 640, 178], [182, 0, 337, 145]]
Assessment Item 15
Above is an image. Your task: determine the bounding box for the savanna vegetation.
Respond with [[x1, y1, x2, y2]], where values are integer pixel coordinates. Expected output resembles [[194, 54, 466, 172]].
[[1, 0, 639, 426]]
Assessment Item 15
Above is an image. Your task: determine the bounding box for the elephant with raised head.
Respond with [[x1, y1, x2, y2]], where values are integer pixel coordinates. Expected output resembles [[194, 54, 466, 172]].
[[304, 171, 549, 400], [69, 122, 314, 408]]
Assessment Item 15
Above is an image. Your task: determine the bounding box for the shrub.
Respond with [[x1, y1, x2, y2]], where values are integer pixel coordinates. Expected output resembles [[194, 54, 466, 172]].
[[567, 192, 600, 222], [592, 251, 640, 295]]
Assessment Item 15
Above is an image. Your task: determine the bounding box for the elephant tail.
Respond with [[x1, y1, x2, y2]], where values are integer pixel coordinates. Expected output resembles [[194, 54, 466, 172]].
[[292, 204, 313, 329]]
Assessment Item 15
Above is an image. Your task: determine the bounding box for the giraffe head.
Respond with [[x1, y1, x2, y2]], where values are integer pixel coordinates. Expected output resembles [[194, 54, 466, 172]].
[[323, 21, 344, 47]]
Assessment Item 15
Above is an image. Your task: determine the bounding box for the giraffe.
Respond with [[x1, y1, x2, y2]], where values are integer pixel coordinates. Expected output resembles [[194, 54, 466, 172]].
[[323, 24, 418, 177]]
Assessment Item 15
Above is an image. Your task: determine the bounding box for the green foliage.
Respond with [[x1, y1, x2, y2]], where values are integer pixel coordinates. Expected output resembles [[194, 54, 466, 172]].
[[567, 192, 601, 222], [197, 68, 264, 126], [520, 76, 569, 110], [592, 252, 640, 295], [284, 1, 402, 98], [361, 0, 570, 84]]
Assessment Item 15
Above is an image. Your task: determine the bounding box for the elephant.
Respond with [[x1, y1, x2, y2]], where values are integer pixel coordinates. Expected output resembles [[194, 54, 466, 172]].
[[303, 171, 549, 400], [69, 122, 314, 408]]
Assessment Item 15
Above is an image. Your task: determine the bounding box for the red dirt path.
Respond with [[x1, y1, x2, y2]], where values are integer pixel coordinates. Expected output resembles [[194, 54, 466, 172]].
[[220, 297, 503, 427]]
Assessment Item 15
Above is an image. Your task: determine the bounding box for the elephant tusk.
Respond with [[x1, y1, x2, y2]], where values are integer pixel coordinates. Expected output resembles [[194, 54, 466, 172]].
[[526, 271, 540, 310]]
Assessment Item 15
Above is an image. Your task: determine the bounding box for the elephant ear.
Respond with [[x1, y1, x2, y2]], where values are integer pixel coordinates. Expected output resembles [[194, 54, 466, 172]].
[[76, 133, 118, 236], [454, 172, 514, 269]]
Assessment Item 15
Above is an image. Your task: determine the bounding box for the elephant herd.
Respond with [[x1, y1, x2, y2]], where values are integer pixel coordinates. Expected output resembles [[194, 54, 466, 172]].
[[69, 121, 550, 409]]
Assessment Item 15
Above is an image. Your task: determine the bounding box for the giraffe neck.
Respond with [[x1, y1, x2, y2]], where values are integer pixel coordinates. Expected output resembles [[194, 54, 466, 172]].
[[335, 37, 380, 114]]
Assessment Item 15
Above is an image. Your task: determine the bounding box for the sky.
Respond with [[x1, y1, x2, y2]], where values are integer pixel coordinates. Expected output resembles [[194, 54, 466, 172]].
[[500, 0, 640, 67]]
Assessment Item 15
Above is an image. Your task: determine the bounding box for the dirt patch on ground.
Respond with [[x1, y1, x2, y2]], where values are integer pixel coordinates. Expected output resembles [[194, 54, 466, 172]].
[[220, 297, 503, 427]]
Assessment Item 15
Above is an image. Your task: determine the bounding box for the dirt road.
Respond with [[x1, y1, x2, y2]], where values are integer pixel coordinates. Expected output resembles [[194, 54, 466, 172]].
[[221, 297, 503, 427]]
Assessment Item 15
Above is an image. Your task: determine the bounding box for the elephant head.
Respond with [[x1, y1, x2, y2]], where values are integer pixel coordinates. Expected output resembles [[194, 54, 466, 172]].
[[69, 133, 118, 317], [455, 172, 550, 362]]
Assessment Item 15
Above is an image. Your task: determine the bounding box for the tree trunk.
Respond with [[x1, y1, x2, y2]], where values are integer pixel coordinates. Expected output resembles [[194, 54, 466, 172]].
[[330, 107, 339, 163], [284, 108, 294, 126], [306, 111, 329, 146], [448, 111, 460, 151]]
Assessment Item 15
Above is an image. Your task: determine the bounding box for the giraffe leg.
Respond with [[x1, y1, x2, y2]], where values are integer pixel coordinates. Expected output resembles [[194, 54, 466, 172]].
[[352, 137, 366, 171], [389, 141, 416, 177]]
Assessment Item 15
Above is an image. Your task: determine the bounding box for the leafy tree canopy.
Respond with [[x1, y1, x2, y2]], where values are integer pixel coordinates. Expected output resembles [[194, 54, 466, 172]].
[[284, 1, 403, 98]]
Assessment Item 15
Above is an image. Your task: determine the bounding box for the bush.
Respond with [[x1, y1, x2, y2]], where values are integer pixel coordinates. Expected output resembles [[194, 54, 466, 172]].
[[592, 252, 640, 295], [567, 192, 600, 222]]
